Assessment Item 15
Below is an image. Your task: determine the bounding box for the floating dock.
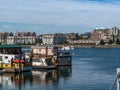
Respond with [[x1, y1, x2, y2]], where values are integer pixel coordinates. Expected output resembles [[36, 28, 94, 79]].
[[4, 67, 32, 73], [32, 65, 57, 70]]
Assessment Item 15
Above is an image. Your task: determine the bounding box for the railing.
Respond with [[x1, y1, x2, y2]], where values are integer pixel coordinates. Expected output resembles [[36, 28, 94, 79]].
[[110, 72, 120, 90]]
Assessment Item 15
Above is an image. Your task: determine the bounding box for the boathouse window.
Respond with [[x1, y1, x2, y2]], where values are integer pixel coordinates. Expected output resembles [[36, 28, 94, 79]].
[[5, 56, 8, 59], [0, 56, 2, 61], [39, 49, 41, 51]]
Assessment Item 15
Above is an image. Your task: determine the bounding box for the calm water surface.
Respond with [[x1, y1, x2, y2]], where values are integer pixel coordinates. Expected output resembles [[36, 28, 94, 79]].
[[1, 48, 120, 90]]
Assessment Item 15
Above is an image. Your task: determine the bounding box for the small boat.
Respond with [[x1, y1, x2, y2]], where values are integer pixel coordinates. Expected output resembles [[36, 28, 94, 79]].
[[0, 44, 32, 73], [61, 45, 74, 51], [60, 45, 74, 55]]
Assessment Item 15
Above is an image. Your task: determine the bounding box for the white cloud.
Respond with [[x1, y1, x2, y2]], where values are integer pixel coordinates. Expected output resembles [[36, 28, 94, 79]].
[[0, 0, 120, 33], [2, 25, 13, 28]]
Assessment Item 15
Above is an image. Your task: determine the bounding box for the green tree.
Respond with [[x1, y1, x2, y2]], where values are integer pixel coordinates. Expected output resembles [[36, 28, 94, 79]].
[[116, 38, 120, 44], [99, 39, 105, 45], [108, 40, 113, 44]]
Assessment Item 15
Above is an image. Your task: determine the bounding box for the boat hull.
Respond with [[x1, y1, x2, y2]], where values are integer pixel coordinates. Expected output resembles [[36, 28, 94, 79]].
[[32, 65, 57, 70], [4, 66, 32, 73]]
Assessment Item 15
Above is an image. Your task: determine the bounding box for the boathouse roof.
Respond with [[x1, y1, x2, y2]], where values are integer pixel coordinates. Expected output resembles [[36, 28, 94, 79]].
[[0, 44, 21, 48]]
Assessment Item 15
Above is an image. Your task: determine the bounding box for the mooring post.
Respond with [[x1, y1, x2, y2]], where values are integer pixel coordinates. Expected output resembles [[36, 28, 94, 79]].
[[18, 58, 21, 73]]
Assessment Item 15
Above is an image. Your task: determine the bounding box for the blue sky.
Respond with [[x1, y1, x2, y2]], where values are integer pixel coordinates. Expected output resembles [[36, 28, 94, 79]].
[[0, 0, 120, 34]]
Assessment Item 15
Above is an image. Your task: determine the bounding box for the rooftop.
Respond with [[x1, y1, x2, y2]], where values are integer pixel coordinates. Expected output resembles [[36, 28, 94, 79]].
[[0, 44, 21, 48]]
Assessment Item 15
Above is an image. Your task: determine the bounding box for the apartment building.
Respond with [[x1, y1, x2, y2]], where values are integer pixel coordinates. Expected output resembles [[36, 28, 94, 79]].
[[0, 32, 13, 44], [7, 32, 36, 45], [64, 33, 79, 40], [91, 28, 113, 42], [42, 34, 67, 45]]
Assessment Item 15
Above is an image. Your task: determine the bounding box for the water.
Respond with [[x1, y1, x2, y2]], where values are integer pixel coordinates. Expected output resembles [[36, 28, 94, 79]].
[[1, 48, 120, 90]]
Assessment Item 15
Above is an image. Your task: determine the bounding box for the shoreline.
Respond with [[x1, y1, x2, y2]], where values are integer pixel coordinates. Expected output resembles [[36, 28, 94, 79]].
[[21, 44, 120, 48], [72, 45, 120, 48]]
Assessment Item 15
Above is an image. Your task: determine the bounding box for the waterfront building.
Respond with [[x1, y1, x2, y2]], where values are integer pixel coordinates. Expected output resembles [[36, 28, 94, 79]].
[[79, 32, 91, 39], [91, 28, 113, 43], [110, 27, 120, 36], [64, 33, 79, 40], [15, 36, 36, 45], [70, 40, 96, 45], [0, 32, 13, 44], [7, 32, 36, 45], [16, 31, 36, 37], [36, 35, 43, 45], [42, 34, 67, 45], [6, 36, 15, 44]]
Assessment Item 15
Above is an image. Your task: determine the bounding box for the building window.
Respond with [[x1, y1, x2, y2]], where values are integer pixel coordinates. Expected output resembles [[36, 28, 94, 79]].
[[5, 56, 8, 59]]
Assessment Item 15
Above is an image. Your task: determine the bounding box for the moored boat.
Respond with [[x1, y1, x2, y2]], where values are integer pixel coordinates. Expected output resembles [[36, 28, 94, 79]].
[[60, 45, 74, 56], [61, 45, 74, 51], [0, 44, 32, 73]]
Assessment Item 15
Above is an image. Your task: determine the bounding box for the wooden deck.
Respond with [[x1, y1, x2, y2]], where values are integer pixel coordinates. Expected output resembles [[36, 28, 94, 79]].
[[4, 68, 32, 73], [32, 65, 57, 70], [57, 63, 72, 66]]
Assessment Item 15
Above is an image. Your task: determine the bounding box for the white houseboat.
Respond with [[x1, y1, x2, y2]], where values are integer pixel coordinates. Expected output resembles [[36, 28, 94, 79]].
[[0, 44, 32, 73], [31, 46, 58, 69], [31, 45, 73, 69]]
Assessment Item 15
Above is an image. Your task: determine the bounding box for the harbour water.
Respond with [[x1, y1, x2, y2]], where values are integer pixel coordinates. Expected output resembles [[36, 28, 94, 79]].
[[1, 48, 120, 90]]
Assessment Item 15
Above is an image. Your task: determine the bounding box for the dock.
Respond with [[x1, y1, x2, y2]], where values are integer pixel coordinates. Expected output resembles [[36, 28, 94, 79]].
[[32, 65, 57, 70], [3, 68, 32, 73]]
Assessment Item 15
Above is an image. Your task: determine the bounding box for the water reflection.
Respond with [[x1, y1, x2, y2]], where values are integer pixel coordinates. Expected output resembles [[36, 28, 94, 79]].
[[32, 66, 72, 84], [0, 72, 32, 90], [0, 66, 72, 90]]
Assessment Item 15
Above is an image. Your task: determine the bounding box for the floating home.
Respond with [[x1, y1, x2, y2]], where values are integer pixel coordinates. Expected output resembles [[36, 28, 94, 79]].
[[31, 45, 72, 69], [0, 44, 32, 73]]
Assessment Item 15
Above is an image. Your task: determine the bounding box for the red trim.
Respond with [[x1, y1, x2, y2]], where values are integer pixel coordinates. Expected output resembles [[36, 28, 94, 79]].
[[13, 59, 25, 63]]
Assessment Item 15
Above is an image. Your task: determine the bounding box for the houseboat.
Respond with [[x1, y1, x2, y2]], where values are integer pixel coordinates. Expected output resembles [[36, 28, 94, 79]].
[[0, 44, 32, 73], [31, 46, 58, 69], [56, 47, 72, 66], [31, 45, 73, 69]]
